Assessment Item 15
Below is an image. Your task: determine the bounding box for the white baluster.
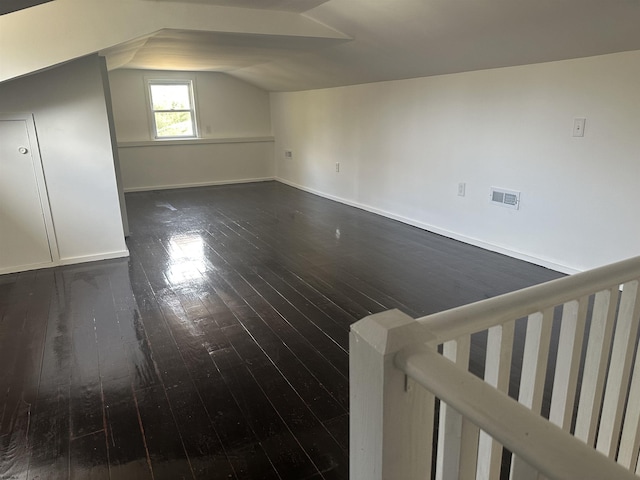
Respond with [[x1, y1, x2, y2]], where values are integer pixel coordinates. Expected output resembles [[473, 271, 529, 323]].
[[574, 288, 618, 446], [510, 308, 553, 480], [437, 336, 471, 480], [549, 297, 588, 430], [477, 322, 515, 480], [596, 280, 640, 458]]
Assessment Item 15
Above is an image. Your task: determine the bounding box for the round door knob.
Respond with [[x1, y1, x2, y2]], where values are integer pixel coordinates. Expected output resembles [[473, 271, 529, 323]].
[[18, 146, 28, 154]]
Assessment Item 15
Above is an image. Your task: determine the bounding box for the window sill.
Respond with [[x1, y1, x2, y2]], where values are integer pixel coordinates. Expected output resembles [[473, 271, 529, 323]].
[[118, 136, 275, 148]]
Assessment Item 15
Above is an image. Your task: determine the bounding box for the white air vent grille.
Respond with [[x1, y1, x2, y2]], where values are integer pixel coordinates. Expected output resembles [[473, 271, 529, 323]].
[[490, 187, 520, 210]]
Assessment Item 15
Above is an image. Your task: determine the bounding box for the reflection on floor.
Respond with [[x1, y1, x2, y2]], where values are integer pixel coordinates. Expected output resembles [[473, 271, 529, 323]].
[[0, 181, 563, 479]]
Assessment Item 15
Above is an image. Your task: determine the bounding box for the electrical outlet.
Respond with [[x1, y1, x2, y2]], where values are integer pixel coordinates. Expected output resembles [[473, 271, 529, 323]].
[[458, 182, 466, 197], [335, 162, 340, 172], [573, 118, 586, 137], [284, 150, 293, 159]]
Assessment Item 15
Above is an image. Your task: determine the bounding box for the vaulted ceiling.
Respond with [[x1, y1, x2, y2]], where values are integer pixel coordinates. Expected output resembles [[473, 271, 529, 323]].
[[3, 0, 640, 91]]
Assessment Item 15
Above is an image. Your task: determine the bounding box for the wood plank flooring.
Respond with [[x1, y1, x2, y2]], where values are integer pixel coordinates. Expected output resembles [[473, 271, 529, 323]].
[[0, 181, 564, 479]]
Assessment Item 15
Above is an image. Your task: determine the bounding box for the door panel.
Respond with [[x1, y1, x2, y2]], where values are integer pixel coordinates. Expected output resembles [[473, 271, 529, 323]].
[[0, 119, 53, 271]]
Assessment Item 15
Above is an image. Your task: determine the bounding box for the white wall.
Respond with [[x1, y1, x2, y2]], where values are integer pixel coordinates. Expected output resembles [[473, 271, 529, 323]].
[[109, 69, 274, 191], [271, 50, 640, 273], [0, 55, 128, 264]]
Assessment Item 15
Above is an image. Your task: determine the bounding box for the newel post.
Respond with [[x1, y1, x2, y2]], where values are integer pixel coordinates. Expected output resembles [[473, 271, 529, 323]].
[[350, 309, 435, 480]]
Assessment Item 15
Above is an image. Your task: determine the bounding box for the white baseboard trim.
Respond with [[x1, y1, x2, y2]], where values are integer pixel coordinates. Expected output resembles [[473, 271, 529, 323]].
[[0, 250, 130, 275], [58, 249, 130, 266], [124, 176, 276, 193], [0, 260, 57, 276], [275, 177, 578, 275]]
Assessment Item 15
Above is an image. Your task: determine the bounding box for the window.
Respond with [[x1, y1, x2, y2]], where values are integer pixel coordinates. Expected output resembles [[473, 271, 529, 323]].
[[148, 80, 197, 139]]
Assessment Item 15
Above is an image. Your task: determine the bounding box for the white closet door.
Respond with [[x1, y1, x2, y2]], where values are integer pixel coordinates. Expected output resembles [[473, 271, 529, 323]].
[[0, 117, 55, 272]]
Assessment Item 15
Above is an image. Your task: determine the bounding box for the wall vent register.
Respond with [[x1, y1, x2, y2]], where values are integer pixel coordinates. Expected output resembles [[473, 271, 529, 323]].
[[490, 187, 520, 210]]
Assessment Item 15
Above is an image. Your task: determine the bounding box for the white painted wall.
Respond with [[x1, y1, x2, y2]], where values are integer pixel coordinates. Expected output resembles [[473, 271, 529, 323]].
[[109, 69, 274, 191], [271, 50, 640, 273], [0, 55, 128, 264], [117, 140, 274, 191]]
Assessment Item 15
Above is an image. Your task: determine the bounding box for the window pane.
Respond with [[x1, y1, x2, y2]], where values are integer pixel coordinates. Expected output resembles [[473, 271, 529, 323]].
[[154, 112, 194, 137], [150, 84, 191, 110]]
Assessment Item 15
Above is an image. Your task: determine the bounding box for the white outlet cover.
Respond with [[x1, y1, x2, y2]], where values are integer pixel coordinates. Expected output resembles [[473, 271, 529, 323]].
[[573, 118, 586, 137]]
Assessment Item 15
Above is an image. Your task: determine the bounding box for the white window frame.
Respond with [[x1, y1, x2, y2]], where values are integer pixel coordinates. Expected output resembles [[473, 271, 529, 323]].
[[146, 79, 198, 140]]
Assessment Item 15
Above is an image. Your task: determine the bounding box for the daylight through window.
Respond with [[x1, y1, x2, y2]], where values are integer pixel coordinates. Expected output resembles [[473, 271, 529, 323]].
[[148, 80, 197, 139]]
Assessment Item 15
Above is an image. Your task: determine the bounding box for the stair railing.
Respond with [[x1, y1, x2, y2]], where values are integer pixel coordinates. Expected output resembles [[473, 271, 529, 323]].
[[350, 255, 640, 480]]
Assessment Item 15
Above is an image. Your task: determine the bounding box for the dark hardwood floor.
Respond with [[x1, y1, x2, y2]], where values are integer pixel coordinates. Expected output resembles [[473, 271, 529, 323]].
[[0, 181, 564, 479]]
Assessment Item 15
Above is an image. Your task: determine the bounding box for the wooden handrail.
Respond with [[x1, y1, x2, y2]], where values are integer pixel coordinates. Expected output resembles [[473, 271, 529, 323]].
[[395, 344, 639, 480], [415, 255, 640, 345]]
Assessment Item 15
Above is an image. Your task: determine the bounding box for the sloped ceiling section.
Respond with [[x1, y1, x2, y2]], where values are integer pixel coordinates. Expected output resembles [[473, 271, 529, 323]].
[[0, 0, 53, 16], [99, 0, 640, 91], [238, 0, 640, 91], [2, 0, 640, 91], [101, 30, 349, 72], [0, 0, 348, 85]]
